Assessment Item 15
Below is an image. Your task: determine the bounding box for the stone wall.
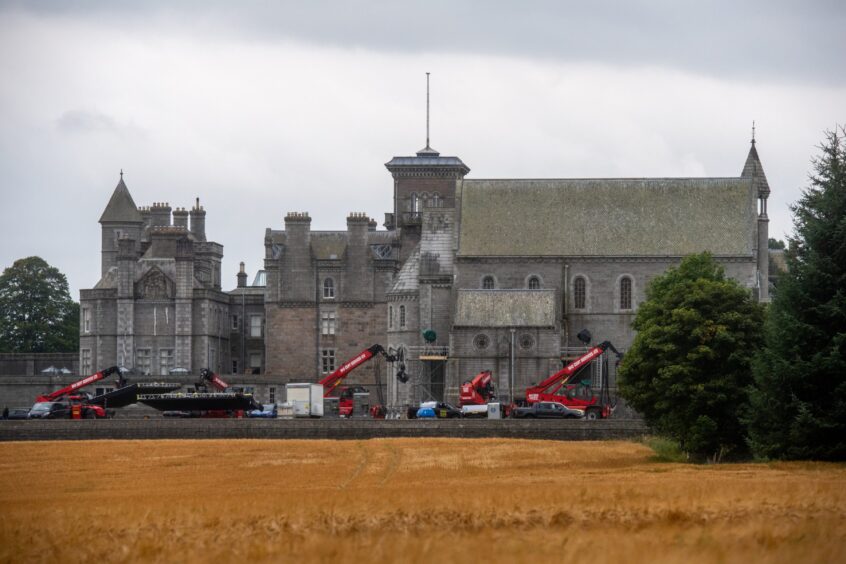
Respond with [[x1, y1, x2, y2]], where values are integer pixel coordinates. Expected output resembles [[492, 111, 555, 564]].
[[0, 418, 649, 442]]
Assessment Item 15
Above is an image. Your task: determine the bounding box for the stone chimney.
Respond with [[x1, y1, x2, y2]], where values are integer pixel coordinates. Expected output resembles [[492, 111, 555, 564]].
[[172, 207, 190, 230], [190, 198, 206, 242], [237, 261, 248, 288], [150, 202, 172, 228]]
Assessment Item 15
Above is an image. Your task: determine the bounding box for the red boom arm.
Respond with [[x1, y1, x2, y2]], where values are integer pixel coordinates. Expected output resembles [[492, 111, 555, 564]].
[[320, 344, 390, 397], [37, 366, 119, 402], [199, 369, 229, 391], [525, 341, 620, 401]]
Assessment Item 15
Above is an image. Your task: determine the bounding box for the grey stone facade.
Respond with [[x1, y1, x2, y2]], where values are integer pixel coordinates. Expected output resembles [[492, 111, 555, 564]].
[[80, 176, 230, 377], [79, 137, 771, 412]]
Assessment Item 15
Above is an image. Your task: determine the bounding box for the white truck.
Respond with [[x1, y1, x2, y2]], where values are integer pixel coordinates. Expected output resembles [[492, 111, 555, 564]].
[[285, 383, 324, 417]]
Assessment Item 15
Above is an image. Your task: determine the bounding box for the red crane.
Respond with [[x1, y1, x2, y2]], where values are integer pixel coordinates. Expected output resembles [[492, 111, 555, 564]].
[[459, 370, 495, 407], [319, 344, 404, 417], [196, 368, 229, 392], [524, 341, 622, 419], [33, 366, 120, 419]]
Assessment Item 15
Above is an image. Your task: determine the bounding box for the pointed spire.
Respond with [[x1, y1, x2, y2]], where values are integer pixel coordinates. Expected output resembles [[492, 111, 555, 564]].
[[417, 72, 439, 157], [99, 171, 143, 223], [741, 129, 770, 199]]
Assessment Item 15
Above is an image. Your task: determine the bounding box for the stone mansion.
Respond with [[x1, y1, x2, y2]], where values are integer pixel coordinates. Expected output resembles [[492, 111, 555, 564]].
[[80, 137, 771, 407]]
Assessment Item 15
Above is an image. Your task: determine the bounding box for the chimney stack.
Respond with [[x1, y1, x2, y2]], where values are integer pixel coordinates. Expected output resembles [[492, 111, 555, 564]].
[[190, 198, 206, 242], [237, 261, 248, 288]]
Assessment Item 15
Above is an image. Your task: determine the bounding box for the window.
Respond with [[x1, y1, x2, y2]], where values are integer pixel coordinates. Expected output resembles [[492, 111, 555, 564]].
[[528, 276, 541, 290], [431, 193, 441, 208], [411, 193, 420, 213], [250, 315, 263, 337], [321, 312, 336, 335], [82, 308, 91, 333], [232, 360, 238, 374], [81, 349, 92, 376], [269, 386, 276, 404], [95, 387, 114, 397], [250, 353, 262, 374], [389, 306, 393, 329], [399, 305, 406, 328], [321, 349, 336, 374], [323, 277, 335, 299], [231, 315, 239, 330], [136, 349, 152, 375], [620, 276, 633, 310], [482, 276, 495, 289], [159, 349, 174, 375], [473, 334, 490, 350], [574, 277, 586, 310]]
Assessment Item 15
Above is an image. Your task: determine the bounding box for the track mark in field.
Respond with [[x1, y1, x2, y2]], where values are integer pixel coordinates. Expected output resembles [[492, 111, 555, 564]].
[[338, 441, 369, 490], [378, 442, 400, 486]]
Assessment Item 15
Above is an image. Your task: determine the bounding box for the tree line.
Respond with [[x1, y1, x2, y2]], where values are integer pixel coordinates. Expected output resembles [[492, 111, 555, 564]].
[[619, 127, 846, 461]]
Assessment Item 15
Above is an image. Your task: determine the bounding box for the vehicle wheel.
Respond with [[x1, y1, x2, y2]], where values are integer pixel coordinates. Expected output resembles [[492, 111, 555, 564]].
[[585, 409, 601, 421]]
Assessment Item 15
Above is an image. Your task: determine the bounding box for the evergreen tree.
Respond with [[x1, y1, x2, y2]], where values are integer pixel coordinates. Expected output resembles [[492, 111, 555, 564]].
[[618, 253, 764, 461], [0, 257, 79, 353], [747, 127, 846, 460]]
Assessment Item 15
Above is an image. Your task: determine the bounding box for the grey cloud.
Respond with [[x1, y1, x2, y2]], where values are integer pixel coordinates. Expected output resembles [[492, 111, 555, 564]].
[[5, 0, 846, 85], [56, 109, 117, 132], [56, 110, 145, 138]]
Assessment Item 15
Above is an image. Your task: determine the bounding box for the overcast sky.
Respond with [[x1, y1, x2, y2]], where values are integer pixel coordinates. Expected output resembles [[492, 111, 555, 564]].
[[1, 1, 844, 298]]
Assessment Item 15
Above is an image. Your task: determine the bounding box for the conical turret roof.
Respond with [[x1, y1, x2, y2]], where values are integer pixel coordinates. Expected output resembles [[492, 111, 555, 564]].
[[741, 141, 771, 198], [99, 173, 143, 223]]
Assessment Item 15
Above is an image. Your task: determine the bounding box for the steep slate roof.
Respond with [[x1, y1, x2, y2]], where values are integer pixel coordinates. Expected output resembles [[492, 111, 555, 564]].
[[390, 245, 420, 293], [458, 178, 757, 257], [454, 290, 556, 327], [99, 176, 143, 223], [741, 141, 771, 198]]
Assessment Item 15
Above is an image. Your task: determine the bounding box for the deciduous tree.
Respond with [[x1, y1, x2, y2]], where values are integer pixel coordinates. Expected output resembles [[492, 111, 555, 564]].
[[0, 257, 79, 353], [618, 253, 764, 461]]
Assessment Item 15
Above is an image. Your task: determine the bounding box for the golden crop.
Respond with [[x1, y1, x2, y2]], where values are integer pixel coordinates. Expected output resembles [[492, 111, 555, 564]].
[[0, 438, 844, 563]]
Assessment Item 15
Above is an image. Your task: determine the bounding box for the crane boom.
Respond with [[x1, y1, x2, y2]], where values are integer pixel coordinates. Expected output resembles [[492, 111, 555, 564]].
[[320, 344, 391, 397], [37, 366, 120, 402], [525, 341, 621, 402], [199, 369, 229, 391]]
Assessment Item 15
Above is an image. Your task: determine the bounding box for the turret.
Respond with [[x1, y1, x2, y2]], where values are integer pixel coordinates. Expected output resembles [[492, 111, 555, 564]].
[[742, 130, 771, 302], [99, 171, 143, 277]]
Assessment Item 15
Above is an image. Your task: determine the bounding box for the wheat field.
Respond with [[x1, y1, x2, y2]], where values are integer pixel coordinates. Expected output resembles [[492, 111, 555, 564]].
[[0, 438, 844, 563]]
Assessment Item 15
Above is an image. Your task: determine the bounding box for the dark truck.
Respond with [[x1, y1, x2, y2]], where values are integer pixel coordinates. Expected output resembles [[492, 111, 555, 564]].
[[511, 401, 584, 419]]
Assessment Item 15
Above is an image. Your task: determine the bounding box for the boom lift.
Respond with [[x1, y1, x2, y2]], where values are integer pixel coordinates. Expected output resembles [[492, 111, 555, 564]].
[[33, 366, 120, 419], [319, 344, 405, 417], [195, 369, 230, 392], [524, 341, 622, 420], [459, 370, 496, 407]]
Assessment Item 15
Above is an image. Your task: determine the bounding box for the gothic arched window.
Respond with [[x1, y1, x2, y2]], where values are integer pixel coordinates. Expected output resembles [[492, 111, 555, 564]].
[[482, 276, 495, 290], [620, 276, 633, 310], [399, 305, 406, 328], [574, 276, 586, 310], [528, 276, 541, 289], [323, 277, 335, 299]]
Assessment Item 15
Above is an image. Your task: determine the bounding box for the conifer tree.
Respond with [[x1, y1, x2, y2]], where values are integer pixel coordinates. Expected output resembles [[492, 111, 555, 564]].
[[747, 127, 846, 460]]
